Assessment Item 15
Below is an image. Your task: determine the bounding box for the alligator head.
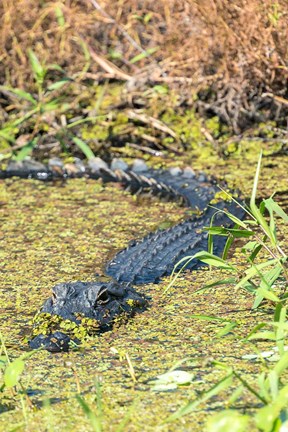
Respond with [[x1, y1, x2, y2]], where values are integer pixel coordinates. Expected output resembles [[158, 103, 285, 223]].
[[29, 280, 146, 352]]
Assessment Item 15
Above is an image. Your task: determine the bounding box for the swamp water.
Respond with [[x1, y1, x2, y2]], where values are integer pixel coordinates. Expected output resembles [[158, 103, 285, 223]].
[[0, 153, 287, 431]]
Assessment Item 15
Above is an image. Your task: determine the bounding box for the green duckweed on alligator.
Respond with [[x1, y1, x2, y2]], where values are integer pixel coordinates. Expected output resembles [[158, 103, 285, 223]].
[[0, 157, 244, 352]]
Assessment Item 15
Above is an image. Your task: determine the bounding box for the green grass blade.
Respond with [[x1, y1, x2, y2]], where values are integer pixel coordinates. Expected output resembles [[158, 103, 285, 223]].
[[115, 398, 139, 432], [264, 197, 288, 222], [55, 5, 65, 27], [243, 323, 267, 342], [0, 128, 16, 143], [234, 258, 279, 291], [252, 263, 283, 308], [205, 226, 254, 238], [0, 86, 37, 105], [76, 395, 102, 432], [28, 49, 46, 85], [130, 47, 159, 64], [14, 138, 38, 161], [275, 306, 286, 356], [250, 151, 262, 209], [164, 373, 233, 423], [222, 235, 234, 260], [47, 78, 72, 92], [194, 278, 237, 293], [192, 251, 237, 270], [72, 136, 95, 159], [250, 152, 277, 245], [216, 322, 238, 338]]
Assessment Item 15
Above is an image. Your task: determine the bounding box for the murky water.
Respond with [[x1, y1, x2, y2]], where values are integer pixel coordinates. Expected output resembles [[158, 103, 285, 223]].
[[0, 155, 287, 431]]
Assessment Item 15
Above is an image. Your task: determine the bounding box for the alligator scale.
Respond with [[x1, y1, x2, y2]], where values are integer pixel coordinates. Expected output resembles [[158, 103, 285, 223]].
[[0, 158, 244, 352]]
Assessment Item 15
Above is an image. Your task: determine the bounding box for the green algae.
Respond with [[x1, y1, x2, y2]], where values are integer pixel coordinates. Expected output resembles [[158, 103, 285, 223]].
[[0, 152, 287, 431]]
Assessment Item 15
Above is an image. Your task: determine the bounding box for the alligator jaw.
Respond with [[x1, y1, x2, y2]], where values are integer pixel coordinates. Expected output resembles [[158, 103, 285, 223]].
[[29, 331, 74, 352], [29, 280, 147, 352]]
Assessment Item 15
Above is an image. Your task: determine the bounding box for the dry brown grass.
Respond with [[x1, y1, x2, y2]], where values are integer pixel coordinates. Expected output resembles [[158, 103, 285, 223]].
[[1, 0, 288, 130]]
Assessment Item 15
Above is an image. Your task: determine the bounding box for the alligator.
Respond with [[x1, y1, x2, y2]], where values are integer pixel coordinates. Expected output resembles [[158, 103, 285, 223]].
[[0, 157, 244, 352]]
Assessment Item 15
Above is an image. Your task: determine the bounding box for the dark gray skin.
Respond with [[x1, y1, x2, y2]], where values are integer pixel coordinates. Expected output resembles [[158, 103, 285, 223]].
[[0, 159, 245, 352], [29, 281, 147, 351]]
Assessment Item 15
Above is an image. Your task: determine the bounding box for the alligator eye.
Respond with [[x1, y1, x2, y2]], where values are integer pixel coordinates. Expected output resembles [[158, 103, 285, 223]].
[[96, 288, 109, 305]]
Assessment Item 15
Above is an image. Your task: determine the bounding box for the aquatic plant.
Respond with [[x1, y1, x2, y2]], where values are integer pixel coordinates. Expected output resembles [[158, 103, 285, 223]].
[[164, 153, 288, 430], [0, 50, 97, 161]]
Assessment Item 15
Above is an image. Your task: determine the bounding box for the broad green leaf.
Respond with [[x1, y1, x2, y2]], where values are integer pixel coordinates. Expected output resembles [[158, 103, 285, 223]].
[[272, 352, 288, 377], [249, 243, 264, 262], [258, 372, 272, 401], [222, 233, 234, 260], [252, 292, 265, 309], [4, 359, 25, 387], [165, 251, 237, 294], [274, 303, 284, 323], [252, 263, 283, 308], [268, 370, 279, 401], [271, 322, 288, 332], [234, 258, 279, 291], [252, 286, 280, 309], [72, 136, 95, 159], [193, 251, 237, 271], [242, 240, 263, 262], [224, 212, 248, 228], [0, 356, 7, 369], [243, 219, 258, 226], [206, 410, 250, 432], [259, 200, 266, 215], [248, 331, 276, 341], [130, 47, 159, 64], [264, 197, 288, 222], [242, 241, 259, 251], [255, 385, 288, 432]]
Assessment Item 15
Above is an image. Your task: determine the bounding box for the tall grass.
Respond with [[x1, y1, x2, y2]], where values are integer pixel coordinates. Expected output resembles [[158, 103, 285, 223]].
[[163, 153, 288, 431]]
